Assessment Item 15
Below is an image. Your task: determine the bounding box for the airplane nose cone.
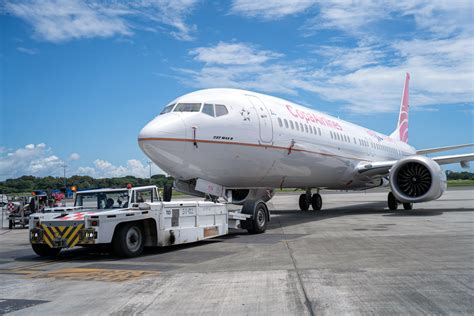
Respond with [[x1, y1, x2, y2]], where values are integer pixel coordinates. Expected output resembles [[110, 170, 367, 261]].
[[138, 113, 186, 140], [138, 113, 187, 175]]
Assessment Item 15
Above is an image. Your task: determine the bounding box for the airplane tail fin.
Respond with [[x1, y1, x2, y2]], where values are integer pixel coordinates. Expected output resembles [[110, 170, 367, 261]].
[[390, 72, 410, 143]]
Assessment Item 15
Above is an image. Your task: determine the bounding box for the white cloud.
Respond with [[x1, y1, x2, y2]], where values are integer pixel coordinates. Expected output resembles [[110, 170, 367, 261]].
[[230, 1, 473, 38], [133, 0, 199, 41], [230, 0, 316, 20], [0, 144, 165, 180], [76, 159, 164, 178], [69, 153, 80, 161], [320, 36, 474, 112], [5, 0, 132, 42], [0, 143, 64, 179], [190, 41, 283, 65], [17, 46, 38, 54], [4, 0, 198, 42], [396, 0, 473, 37], [314, 44, 385, 71], [179, 1, 474, 114], [302, 2, 387, 36], [180, 33, 473, 114]]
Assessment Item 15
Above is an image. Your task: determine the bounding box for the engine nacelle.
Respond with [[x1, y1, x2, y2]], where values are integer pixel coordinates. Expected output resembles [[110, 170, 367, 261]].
[[389, 156, 446, 203], [230, 189, 275, 205]]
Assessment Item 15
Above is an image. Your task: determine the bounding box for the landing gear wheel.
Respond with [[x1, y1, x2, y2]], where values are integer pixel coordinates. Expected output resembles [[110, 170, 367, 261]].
[[311, 193, 322, 211], [388, 192, 398, 211], [8, 219, 13, 229], [163, 184, 172, 202], [242, 201, 268, 234], [113, 222, 144, 258], [403, 202, 413, 210], [31, 244, 61, 257], [299, 194, 310, 211]]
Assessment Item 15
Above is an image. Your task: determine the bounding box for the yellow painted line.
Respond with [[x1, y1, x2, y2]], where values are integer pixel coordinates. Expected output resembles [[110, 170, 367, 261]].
[[0, 269, 37, 275], [0, 258, 64, 273], [29, 268, 160, 282]]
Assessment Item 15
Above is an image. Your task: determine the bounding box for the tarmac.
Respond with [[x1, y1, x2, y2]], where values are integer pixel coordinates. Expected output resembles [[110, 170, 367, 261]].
[[0, 188, 473, 315]]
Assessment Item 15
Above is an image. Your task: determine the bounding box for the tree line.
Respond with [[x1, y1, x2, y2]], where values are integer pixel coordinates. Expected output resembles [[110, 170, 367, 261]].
[[1, 171, 472, 194], [0, 174, 174, 194], [445, 171, 474, 180]]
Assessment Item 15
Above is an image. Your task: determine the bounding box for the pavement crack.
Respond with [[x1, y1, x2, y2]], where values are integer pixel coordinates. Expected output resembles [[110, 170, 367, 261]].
[[278, 218, 315, 316]]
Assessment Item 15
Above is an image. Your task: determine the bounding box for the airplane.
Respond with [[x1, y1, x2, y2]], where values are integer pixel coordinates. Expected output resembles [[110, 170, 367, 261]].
[[138, 73, 474, 234]]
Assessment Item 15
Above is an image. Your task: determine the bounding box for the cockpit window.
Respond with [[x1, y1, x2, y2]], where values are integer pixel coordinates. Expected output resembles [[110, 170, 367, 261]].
[[202, 103, 215, 117], [215, 104, 229, 117], [160, 103, 175, 115], [174, 103, 201, 112]]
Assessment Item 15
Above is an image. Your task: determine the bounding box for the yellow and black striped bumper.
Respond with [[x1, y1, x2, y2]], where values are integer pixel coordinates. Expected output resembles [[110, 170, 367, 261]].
[[30, 224, 96, 249]]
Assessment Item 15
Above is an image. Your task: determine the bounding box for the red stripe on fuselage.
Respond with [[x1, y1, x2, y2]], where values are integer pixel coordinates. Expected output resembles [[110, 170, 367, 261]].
[[138, 137, 372, 162]]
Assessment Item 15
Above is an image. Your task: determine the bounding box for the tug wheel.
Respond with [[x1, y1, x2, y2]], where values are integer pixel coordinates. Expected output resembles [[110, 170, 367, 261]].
[[113, 222, 144, 258], [242, 201, 268, 234]]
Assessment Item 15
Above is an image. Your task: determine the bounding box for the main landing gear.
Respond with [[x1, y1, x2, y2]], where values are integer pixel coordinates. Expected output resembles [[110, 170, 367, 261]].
[[299, 189, 322, 211], [387, 192, 413, 211]]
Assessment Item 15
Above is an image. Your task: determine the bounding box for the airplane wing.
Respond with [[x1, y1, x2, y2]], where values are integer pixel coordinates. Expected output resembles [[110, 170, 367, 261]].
[[432, 153, 474, 168], [416, 143, 473, 155], [357, 153, 474, 177]]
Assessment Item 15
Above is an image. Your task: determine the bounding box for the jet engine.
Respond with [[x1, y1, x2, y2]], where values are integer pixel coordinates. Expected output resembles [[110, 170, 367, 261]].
[[389, 156, 446, 203], [230, 189, 275, 205]]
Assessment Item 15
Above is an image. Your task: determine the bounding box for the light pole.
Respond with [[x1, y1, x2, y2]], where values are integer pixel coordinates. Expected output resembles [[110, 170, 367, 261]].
[[62, 164, 67, 189], [147, 161, 152, 184]]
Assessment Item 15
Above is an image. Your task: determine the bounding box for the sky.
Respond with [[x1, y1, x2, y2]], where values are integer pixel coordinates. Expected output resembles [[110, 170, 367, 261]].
[[0, 0, 473, 180]]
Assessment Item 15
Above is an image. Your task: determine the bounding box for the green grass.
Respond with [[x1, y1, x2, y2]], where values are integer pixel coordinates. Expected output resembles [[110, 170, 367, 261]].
[[447, 179, 474, 187]]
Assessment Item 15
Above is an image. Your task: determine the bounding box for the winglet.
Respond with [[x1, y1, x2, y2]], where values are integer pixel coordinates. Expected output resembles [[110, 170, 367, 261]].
[[390, 73, 410, 143]]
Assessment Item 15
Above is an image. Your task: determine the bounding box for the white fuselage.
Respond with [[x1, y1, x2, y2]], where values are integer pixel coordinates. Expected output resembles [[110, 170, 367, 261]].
[[138, 89, 416, 190]]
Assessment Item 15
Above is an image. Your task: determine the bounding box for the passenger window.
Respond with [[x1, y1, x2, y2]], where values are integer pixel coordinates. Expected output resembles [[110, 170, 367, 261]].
[[278, 117, 283, 127], [318, 128, 321, 136], [202, 103, 215, 117], [174, 103, 201, 112], [284, 119, 289, 128], [305, 125, 309, 133], [215, 104, 229, 117], [330, 131, 333, 139], [295, 122, 299, 131], [300, 123, 304, 131], [290, 121, 294, 129]]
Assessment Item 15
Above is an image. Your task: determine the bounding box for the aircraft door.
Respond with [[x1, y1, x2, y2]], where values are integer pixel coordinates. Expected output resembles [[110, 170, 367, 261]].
[[246, 95, 273, 144]]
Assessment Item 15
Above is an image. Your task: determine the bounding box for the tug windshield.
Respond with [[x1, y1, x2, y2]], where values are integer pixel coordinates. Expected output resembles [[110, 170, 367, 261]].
[[74, 191, 130, 209]]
